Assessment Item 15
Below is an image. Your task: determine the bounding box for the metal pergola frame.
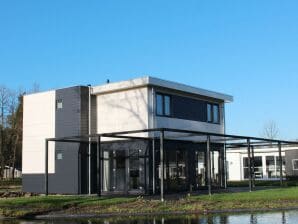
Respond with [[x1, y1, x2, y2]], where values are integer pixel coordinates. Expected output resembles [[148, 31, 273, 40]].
[[45, 128, 298, 201]]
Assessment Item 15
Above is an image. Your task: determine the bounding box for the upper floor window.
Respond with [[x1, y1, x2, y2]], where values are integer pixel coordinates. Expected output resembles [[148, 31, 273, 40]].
[[207, 103, 220, 124], [156, 93, 171, 116], [56, 99, 63, 109], [292, 159, 298, 170]]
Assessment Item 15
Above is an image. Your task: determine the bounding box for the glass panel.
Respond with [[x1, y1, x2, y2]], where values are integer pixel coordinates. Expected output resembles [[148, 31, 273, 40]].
[[156, 94, 163, 115], [207, 104, 212, 122], [164, 149, 187, 192], [103, 151, 110, 191], [243, 167, 250, 179], [213, 104, 219, 123], [56, 99, 63, 109], [243, 157, 249, 167], [129, 149, 140, 190], [293, 160, 298, 170], [266, 156, 275, 178], [112, 150, 126, 191], [243, 156, 263, 179], [253, 156, 263, 179], [276, 156, 286, 177], [164, 95, 171, 116], [196, 151, 206, 187]]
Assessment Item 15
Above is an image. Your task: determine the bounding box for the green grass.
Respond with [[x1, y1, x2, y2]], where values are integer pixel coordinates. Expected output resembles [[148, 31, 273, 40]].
[[227, 180, 298, 187], [1, 187, 298, 218]]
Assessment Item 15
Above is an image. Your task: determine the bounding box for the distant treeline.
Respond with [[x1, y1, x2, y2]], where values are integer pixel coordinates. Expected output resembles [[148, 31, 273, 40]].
[[0, 84, 39, 179]]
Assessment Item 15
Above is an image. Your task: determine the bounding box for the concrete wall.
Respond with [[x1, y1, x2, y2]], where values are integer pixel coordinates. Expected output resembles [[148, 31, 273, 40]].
[[96, 87, 149, 138]]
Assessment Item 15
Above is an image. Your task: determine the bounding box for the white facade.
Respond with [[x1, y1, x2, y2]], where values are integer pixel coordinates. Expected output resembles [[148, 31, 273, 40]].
[[22, 91, 56, 174], [91, 77, 231, 140], [226, 147, 297, 181]]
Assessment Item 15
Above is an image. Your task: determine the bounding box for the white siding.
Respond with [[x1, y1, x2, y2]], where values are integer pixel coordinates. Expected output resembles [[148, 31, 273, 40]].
[[22, 91, 56, 174], [227, 152, 242, 181]]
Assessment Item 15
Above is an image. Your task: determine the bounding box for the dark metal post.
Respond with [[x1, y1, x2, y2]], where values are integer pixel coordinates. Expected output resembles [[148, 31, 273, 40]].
[[247, 138, 252, 192], [206, 135, 211, 195], [45, 139, 49, 196], [211, 151, 215, 184], [97, 135, 101, 196], [152, 138, 156, 195], [160, 131, 164, 202], [219, 149, 225, 188], [278, 142, 283, 186], [224, 143, 227, 189], [251, 146, 255, 189]]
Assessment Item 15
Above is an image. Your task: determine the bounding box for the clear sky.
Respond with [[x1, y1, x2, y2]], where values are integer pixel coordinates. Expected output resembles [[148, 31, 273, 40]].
[[1, 1, 298, 139]]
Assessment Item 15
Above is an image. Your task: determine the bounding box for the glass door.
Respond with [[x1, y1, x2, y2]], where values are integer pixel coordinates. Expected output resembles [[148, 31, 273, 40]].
[[129, 149, 141, 191], [111, 150, 126, 192], [165, 149, 187, 192], [196, 151, 206, 188]]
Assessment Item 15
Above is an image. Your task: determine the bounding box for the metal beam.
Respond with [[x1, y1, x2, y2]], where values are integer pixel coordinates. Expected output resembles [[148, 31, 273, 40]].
[[224, 143, 227, 189], [152, 139, 156, 195], [45, 140, 49, 196], [160, 131, 165, 202], [46, 127, 298, 145], [97, 136, 101, 196], [247, 138, 252, 192], [207, 135, 212, 195], [251, 146, 255, 189]]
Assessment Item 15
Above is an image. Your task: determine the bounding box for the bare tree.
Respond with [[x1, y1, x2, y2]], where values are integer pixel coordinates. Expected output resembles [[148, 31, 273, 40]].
[[0, 86, 14, 178], [31, 82, 40, 93], [6, 94, 22, 179], [262, 120, 280, 139]]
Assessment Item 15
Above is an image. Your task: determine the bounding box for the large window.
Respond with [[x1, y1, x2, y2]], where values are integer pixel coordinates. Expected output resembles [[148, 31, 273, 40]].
[[207, 103, 220, 124], [243, 156, 263, 179], [266, 156, 275, 178], [156, 93, 171, 116]]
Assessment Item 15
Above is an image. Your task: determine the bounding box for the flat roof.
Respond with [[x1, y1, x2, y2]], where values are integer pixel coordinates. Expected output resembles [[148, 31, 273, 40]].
[[92, 76, 233, 103]]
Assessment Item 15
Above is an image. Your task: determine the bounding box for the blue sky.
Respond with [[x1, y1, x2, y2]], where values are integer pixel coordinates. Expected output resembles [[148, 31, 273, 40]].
[[1, 1, 298, 139]]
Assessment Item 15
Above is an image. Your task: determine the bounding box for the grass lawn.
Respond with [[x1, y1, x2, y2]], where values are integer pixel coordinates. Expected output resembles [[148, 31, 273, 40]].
[[228, 180, 298, 188], [0, 187, 298, 218]]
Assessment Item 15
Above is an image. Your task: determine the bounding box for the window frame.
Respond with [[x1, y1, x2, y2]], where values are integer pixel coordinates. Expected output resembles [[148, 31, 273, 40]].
[[155, 93, 172, 117], [207, 103, 220, 124]]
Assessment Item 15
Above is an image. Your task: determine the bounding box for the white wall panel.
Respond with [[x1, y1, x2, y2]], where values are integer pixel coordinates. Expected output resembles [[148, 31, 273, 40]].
[[22, 91, 56, 174]]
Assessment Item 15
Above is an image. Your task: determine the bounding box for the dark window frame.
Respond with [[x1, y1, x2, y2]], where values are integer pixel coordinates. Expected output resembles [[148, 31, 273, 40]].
[[156, 93, 172, 117], [207, 103, 220, 124]]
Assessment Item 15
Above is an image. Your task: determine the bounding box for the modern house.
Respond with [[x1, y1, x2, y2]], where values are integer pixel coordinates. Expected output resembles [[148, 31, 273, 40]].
[[22, 76, 233, 195], [22, 76, 298, 196]]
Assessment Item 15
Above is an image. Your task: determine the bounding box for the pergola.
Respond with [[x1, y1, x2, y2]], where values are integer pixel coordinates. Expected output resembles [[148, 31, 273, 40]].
[[45, 128, 298, 201]]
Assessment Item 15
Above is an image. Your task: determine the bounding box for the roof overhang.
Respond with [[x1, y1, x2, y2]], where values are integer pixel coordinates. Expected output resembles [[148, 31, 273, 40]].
[[91, 76, 233, 103]]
